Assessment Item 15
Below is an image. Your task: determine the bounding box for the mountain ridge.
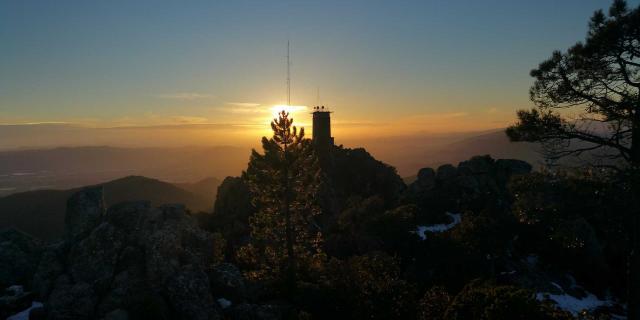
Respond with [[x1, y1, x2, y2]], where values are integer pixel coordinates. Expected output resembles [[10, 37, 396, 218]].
[[0, 175, 220, 241]]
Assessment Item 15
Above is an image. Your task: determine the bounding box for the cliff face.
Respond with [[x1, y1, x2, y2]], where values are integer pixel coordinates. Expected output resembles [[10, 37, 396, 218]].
[[1, 187, 224, 320], [37, 188, 223, 320]]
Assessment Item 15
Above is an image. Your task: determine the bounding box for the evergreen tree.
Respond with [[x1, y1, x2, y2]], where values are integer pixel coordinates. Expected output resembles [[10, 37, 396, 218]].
[[506, 1, 640, 315], [507, 0, 640, 167], [240, 110, 324, 293]]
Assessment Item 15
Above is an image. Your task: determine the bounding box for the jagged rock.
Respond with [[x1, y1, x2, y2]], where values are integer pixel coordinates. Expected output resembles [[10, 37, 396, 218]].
[[165, 267, 219, 320], [32, 243, 66, 299], [37, 189, 223, 320], [29, 304, 46, 319], [416, 168, 436, 190], [227, 303, 290, 320], [47, 277, 97, 320], [0, 285, 35, 319], [458, 155, 495, 175], [495, 159, 532, 179], [102, 309, 129, 320], [64, 187, 105, 241], [404, 156, 533, 215], [436, 164, 458, 182], [209, 263, 246, 301], [0, 228, 41, 290]]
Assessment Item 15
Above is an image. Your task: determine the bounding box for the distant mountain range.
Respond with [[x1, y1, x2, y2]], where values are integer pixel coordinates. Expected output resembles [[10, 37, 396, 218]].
[[0, 176, 220, 241], [0, 145, 248, 196], [0, 130, 543, 196], [349, 129, 542, 177]]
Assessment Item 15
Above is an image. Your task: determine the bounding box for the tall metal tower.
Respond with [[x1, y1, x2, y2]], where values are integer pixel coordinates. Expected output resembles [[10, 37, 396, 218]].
[[287, 40, 291, 106]]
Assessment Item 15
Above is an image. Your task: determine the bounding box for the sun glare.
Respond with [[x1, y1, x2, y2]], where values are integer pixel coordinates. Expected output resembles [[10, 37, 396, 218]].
[[270, 105, 308, 120]]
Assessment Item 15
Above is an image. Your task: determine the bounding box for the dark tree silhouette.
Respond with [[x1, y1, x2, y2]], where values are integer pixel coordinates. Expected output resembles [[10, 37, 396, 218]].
[[507, 0, 640, 166], [241, 110, 323, 294], [507, 1, 640, 317]]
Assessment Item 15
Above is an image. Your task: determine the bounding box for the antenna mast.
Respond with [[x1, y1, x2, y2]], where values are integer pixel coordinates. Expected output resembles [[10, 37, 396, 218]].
[[287, 40, 291, 106]]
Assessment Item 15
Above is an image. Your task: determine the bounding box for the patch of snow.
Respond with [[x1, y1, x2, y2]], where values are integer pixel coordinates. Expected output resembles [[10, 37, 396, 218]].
[[217, 298, 232, 309], [7, 301, 43, 320], [550, 282, 563, 291], [536, 291, 613, 316], [499, 270, 516, 275], [6, 285, 24, 296], [415, 212, 461, 240], [525, 255, 538, 267]]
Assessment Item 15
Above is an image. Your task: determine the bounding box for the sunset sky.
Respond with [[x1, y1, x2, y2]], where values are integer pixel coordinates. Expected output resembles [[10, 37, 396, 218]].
[[1, 0, 635, 148]]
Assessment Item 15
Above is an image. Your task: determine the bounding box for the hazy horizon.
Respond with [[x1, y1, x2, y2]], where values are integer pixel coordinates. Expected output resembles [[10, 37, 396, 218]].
[[3, 0, 635, 145], [0, 121, 509, 152]]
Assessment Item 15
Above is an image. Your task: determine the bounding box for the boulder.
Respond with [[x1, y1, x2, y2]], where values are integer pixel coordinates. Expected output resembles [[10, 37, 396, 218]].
[[209, 263, 247, 301], [32, 243, 66, 299], [496, 159, 532, 177], [64, 187, 105, 241], [227, 303, 290, 320], [0, 285, 35, 319], [165, 267, 219, 320], [416, 168, 436, 190], [457, 155, 495, 175], [0, 228, 41, 290], [436, 164, 458, 182], [37, 189, 224, 320], [404, 156, 533, 213], [102, 309, 129, 320]]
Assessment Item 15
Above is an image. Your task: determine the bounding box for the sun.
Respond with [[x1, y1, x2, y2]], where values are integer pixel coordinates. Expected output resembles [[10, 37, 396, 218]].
[[269, 105, 308, 120]]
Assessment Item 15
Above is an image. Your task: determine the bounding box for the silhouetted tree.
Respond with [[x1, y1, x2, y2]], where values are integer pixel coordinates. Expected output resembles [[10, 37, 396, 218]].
[[241, 110, 323, 294], [506, 1, 640, 316], [507, 0, 639, 166], [445, 281, 571, 320]]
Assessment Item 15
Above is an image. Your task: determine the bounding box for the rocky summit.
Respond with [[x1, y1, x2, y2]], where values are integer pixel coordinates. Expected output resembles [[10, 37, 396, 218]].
[[0, 186, 265, 320]]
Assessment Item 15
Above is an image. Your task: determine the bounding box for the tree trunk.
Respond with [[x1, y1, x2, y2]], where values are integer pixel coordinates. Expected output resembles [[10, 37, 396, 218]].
[[630, 214, 640, 320], [628, 108, 640, 320], [283, 147, 296, 295]]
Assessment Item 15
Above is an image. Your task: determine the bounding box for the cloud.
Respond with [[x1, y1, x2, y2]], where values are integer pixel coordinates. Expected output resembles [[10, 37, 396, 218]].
[[224, 103, 269, 114], [156, 92, 216, 100], [407, 112, 469, 122], [0, 121, 70, 126], [226, 102, 261, 107], [172, 116, 209, 124], [487, 107, 498, 114]]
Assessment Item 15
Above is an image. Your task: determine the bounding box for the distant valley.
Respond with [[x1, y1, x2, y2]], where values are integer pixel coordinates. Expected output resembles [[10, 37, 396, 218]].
[[0, 175, 220, 241], [0, 145, 248, 196]]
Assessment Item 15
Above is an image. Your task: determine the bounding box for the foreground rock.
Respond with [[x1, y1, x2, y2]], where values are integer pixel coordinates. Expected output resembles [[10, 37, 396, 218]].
[[33, 188, 225, 320], [0, 285, 37, 319], [404, 155, 532, 222], [0, 228, 41, 290]]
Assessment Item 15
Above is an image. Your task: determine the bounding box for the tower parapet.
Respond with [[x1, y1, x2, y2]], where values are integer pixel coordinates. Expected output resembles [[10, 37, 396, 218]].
[[312, 106, 334, 155]]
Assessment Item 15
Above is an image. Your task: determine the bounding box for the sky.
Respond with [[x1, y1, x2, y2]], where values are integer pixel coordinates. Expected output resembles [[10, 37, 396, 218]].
[[0, 0, 636, 148]]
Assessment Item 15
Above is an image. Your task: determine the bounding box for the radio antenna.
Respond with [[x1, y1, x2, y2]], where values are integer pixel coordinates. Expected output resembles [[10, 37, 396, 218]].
[[287, 40, 291, 106]]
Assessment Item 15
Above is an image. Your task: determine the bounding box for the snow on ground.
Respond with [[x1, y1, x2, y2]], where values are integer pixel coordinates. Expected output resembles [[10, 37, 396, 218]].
[[415, 212, 462, 240], [7, 301, 43, 320], [217, 298, 232, 309], [536, 291, 613, 316], [536, 279, 623, 317]]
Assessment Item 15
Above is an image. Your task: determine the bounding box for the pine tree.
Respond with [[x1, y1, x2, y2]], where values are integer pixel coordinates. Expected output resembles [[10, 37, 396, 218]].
[[240, 110, 323, 293]]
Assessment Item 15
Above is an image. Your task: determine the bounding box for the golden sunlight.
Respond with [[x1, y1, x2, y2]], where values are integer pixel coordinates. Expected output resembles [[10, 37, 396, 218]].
[[269, 105, 308, 120]]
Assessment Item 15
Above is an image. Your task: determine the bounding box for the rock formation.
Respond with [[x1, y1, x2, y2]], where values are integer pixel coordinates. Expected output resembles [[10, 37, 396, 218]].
[[33, 189, 225, 319]]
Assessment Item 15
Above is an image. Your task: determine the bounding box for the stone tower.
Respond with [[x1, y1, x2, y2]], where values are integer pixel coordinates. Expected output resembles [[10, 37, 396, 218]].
[[312, 106, 334, 156]]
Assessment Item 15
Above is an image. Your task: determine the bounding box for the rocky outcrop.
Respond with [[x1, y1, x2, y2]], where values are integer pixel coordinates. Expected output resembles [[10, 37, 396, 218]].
[[209, 263, 247, 302], [0, 228, 41, 290], [32, 188, 227, 320], [227, 303, 291, 320], [0, 285, 36, 319], [404, 155, 532, 220], [64, 186, 105, 241]]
